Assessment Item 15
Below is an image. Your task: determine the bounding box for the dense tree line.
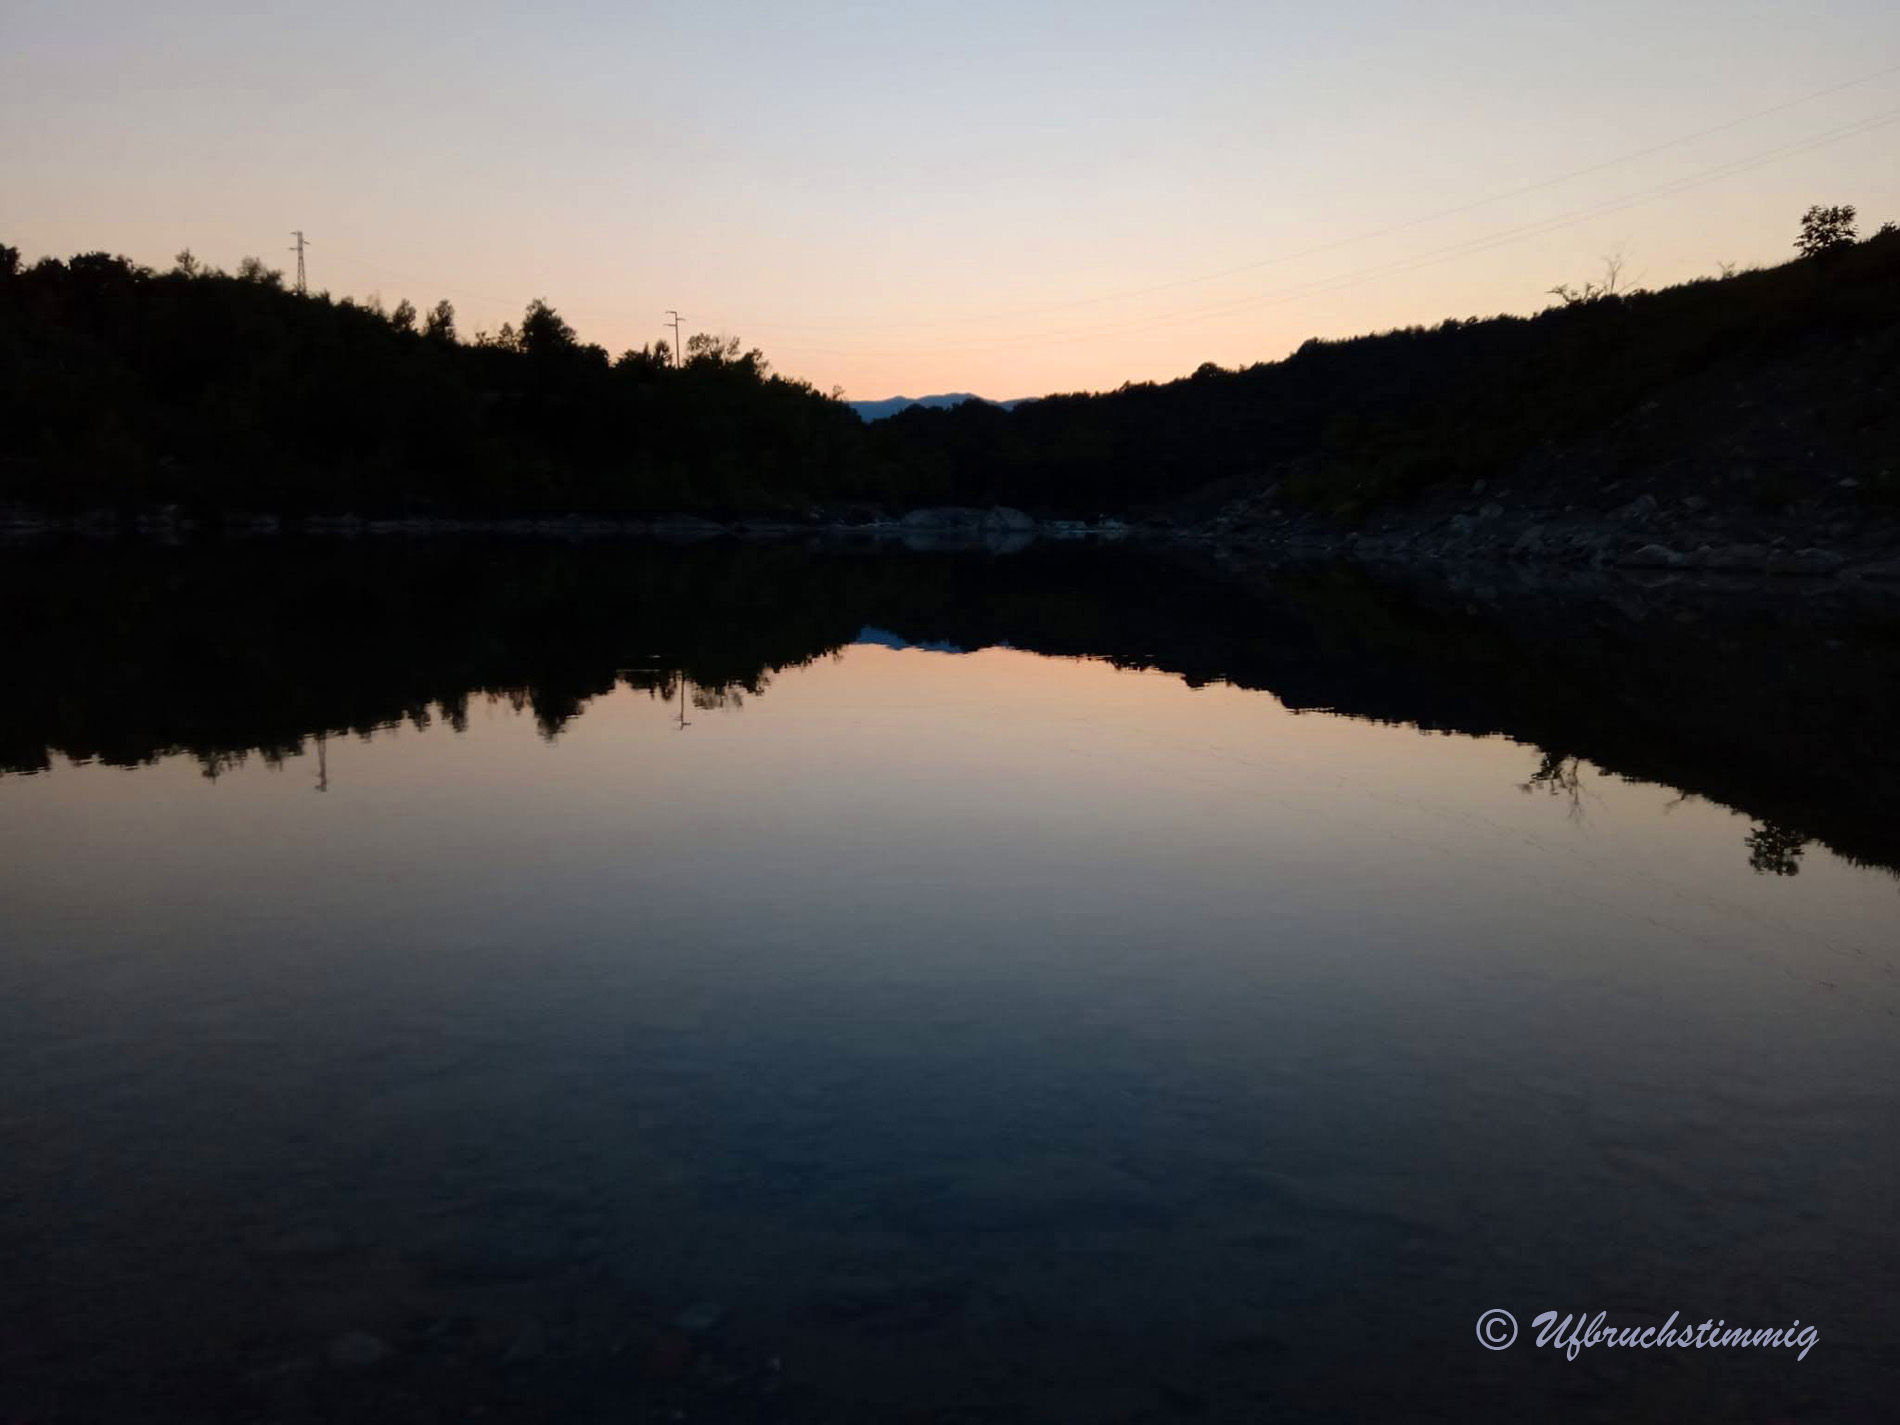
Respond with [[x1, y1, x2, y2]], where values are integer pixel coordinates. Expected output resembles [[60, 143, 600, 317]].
[[870, 221, 1900, 517], [0, 247, 873, 515], [3, 216, 1897, 520]]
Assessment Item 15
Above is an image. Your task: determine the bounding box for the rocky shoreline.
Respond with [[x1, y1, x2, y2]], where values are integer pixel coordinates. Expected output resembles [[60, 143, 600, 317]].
[[0, 503, 1114, 551], [1188, 491, 1900, 581], [5, 493, 1899, 581]]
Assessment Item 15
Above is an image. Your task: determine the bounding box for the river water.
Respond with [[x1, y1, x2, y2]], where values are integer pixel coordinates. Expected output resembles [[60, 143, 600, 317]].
[[1, 540, 1894, 1422]]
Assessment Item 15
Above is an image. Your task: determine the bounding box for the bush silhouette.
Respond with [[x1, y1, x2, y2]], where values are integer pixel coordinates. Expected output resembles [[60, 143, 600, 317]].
[[1795, 204, 1858, 257]]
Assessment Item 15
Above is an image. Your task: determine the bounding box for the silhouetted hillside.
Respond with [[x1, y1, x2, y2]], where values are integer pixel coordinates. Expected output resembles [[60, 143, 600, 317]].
[[3, 226, 1898, 525], [866, 227, 1900, 523], [0, 247, 873, 517]]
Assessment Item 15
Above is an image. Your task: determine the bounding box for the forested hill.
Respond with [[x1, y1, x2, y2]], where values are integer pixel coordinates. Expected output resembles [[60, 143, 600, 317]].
[[870, 224, 1900, 521], [0, 246, 874, 516], [3, 223, 1897, 524]]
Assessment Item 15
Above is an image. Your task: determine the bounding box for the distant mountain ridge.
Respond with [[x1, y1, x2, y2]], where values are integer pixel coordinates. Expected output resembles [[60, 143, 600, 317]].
[[847, 392, 1030, 422]]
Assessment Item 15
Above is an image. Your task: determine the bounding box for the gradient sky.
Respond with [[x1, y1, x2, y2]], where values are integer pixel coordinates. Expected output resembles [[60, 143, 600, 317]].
[[4, 1, 1897, 398]]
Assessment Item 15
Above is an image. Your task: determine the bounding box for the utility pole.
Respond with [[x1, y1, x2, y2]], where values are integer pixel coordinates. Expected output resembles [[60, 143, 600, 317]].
[[289, 230, 309, 295], [665, 309, 683, 367]]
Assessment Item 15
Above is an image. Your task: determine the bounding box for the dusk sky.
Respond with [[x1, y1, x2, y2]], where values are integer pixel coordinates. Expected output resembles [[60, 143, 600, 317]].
[[4, 0, 1897, 398]]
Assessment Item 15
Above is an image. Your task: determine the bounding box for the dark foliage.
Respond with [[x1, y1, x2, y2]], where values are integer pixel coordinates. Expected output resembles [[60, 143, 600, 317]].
[[0, 250, 872, 516], [4, 538, 1898, 880], [866, 225, 1900, 519], [3, 223, 1898, 519], [1795, 203, 1858, 257]]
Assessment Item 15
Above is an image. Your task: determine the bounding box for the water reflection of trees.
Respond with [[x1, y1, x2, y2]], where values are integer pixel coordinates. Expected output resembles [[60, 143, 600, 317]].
[[4, 539, 1895, 880], [1520, 751, 1589, 820], [1516, 750, 1824, 876], [1745, 821, 1812, 877]]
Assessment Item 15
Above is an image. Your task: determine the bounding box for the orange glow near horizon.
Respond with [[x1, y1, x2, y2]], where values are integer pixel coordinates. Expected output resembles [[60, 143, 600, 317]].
[[12, 641, 1899, 980], [3, 3, 1897, 398]]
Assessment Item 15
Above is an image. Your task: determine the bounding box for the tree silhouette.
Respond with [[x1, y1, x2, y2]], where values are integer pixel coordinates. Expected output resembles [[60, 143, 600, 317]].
[[517, 298, 578, 356], [235, 255, 284, 287], [4, 213, 1898, 523], [1547, 249, 1640, 306], [1795, 204, 1858, 257]]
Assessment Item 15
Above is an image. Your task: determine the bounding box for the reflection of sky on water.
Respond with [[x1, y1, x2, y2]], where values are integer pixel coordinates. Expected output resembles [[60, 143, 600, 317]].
[[1, 642, 1895, 1418]]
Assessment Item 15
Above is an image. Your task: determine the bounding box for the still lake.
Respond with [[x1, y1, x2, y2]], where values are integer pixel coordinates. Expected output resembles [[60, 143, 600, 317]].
[[1, 539, 1895, 1423]]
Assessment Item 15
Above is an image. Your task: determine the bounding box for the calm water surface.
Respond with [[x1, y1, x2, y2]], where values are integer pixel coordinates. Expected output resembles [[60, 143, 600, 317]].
[[1, 542, 1896, 1423]]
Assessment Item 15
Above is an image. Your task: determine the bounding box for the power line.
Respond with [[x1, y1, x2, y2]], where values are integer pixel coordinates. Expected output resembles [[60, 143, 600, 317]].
[[288, 59, 1900, 366], [721, 58, 1900, 336], [766, 102, 1900, 359], [317, 59, 1900, 344]]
